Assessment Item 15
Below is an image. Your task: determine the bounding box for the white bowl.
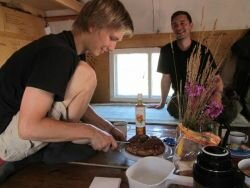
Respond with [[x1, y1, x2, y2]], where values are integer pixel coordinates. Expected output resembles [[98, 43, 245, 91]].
[[126, 156, 174, 188]]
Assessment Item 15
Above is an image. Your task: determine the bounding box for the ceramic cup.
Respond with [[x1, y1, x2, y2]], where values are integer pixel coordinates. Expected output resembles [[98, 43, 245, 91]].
[[228, 131, 248, 150], [113, 121, 129, 138], [238, 158, 250, 186]]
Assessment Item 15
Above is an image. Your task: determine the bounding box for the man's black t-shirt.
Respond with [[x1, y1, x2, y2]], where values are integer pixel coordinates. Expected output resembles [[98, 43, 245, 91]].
[[157, 40, 214, 93], [0, 31, 84, 133]]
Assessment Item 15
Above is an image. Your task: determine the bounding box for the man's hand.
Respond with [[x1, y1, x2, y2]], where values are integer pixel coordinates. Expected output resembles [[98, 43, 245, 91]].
[[147, 103, 165, 109]]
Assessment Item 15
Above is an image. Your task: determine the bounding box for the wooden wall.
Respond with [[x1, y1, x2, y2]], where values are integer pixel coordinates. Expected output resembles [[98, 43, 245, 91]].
[[0, 6, 45, 66], [91, 29, 248, 103], [0, 5, 247, 104]]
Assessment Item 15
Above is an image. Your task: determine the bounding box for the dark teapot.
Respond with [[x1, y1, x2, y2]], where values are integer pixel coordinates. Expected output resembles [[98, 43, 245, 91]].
[[193, 145, 245, 188]]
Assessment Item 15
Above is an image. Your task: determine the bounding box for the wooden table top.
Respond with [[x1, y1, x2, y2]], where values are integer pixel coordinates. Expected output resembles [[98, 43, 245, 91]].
[[0, 124, 176, 188], [0, 160, 129, 188], [1, 124, 249, 188]]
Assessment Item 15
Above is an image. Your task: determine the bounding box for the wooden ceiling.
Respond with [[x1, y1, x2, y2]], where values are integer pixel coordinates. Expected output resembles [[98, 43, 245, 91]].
[[0, 0, 83, 16]]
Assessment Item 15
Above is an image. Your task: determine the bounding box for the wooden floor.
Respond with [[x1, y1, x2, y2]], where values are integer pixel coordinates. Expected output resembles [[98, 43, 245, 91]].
[[0, 124, 177, 188]]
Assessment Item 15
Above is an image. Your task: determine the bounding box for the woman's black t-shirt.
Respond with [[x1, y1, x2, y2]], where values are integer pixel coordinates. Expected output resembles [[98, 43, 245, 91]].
[[0, 31, 84, 133]]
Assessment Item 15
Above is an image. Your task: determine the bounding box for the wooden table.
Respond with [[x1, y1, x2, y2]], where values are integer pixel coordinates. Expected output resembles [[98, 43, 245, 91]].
[[0, 161, 129, 188], [0, 124, 176, 188], [1, 124, 248, 187]]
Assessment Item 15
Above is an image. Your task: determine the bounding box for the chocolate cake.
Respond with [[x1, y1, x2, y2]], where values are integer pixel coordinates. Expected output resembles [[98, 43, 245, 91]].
[[125, 135, 165, 156]]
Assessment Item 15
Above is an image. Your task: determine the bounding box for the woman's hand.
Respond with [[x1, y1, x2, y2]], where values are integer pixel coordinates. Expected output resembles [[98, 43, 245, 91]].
[[89, 127, 118, 152]]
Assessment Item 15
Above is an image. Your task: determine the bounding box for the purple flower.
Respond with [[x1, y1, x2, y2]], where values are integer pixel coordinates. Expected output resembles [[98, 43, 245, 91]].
[[204, 101, 223, 119], [185, 83, 205, 97]]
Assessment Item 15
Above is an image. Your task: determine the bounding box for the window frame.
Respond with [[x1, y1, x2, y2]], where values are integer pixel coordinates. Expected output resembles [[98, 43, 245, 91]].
[[109, 47, 162, 103]]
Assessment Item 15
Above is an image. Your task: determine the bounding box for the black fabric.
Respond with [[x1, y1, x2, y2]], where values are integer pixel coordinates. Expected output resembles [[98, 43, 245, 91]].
[[0, 149, 43, 184], [0, 31, 84, 133], [167, 95, 179, 119], [157, 40, 214, 93], [230, 31, 250, 121], [231, 31, 250, 61], [0, 142, 96, 184], [217, 88, 240, 124], [42, 142, 96, 164]]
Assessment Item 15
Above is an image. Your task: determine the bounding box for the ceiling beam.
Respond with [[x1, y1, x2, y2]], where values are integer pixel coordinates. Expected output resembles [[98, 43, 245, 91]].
[[53, 0, 83, 13], [0, 0, 46, 17], [45, 15, 77, 22]]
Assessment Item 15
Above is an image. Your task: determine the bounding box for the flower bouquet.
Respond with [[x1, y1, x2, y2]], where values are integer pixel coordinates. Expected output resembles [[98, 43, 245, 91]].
[[173, 32, 225, 176]]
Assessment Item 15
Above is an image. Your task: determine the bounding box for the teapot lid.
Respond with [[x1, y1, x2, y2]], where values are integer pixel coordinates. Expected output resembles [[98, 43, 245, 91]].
[[196, 146, 232, 172], [202, 145, 229, 157]]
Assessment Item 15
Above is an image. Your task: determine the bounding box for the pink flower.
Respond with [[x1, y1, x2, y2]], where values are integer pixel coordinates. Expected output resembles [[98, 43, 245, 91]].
[[185, 83, 205, 97], [204, 101, 223, 119]]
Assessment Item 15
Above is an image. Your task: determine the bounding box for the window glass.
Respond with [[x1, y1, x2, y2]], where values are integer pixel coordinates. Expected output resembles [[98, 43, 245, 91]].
[[116, 53, 148, 96], [110, 48, 173, 102]]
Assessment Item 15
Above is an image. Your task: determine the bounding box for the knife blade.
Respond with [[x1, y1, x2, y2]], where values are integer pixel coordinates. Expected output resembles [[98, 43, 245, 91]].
[[116, 141, 130, 144], [116, 140, 130, 152]]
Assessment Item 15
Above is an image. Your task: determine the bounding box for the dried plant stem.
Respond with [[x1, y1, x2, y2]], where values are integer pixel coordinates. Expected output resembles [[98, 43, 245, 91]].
[[170, 33, 183, 121]]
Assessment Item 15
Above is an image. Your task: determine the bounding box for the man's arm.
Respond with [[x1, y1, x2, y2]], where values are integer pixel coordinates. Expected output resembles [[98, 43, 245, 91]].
[[212, 75, 224, 103], [148, 74, 172, 109]]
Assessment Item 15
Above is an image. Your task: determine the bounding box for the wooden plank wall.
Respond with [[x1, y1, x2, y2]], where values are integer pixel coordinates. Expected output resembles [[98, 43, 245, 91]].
[[0, 5, 247, 103], [91, 29, 248, 103], [0, 6, 45, 66]]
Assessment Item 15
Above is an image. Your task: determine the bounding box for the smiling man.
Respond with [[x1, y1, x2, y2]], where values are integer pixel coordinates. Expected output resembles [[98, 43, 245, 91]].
[[0, 0, 133, 183], [148, 10, 221, 119]]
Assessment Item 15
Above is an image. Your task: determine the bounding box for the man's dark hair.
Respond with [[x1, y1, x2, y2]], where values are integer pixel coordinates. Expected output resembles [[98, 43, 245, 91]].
[[171, 11, 192, 23]]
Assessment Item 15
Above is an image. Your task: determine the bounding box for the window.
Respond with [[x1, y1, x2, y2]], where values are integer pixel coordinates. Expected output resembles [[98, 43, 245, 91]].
[[110, 48, 173, 102]]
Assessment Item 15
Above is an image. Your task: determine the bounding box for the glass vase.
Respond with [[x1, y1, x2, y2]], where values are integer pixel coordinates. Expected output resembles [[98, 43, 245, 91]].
[[173, 123, 221, 177]]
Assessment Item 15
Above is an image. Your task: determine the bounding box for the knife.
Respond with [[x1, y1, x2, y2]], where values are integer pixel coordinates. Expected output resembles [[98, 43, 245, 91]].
[[72, 140, 129, 145], [116, 140, 130, 151], [116, 141, 130, 144]]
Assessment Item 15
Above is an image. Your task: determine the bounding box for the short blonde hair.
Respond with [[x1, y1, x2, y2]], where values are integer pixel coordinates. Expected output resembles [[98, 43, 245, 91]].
[[73, 0, 134, 38]]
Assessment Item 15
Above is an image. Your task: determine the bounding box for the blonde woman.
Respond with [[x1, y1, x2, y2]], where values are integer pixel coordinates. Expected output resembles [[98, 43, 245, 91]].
[[0, 0, 133, 183]]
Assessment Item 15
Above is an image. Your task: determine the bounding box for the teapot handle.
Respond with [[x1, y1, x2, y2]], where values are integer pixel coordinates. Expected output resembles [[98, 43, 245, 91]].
[[219, 121, 231, 147], [244, 134, 248, 143]]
